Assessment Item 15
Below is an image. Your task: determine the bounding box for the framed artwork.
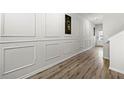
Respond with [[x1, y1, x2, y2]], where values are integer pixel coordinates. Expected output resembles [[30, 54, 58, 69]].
[[93, 27, 95, 36], [65, 14, 71, 34]]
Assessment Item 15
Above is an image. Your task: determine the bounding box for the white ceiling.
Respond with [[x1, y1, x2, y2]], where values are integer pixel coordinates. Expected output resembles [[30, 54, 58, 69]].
[[77, 13, 103, 25]]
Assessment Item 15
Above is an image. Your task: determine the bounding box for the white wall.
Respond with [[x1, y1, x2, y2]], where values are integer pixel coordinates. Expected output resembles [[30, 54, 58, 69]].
[[0, 13, 95, 79], [103, 13, 124, 59], [109, 31, 124, 74]]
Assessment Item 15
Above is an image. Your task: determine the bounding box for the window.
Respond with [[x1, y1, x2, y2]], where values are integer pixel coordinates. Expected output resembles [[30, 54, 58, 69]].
[[98, 31, 103, 41]]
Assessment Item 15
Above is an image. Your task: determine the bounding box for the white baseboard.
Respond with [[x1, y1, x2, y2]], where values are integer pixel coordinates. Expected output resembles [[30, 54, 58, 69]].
[[19, 46, 94, 79], [19, 61, 63, 79], [103, 57, 109, 60], [109, 67, 124, 74], [80, 46, 94, 53]]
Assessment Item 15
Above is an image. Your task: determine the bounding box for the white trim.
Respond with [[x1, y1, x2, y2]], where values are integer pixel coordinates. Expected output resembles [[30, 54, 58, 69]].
[[80, 46, 94, 53], [0, 38, 79, 44], [103, 57, 109, 60], [109, 67, 124, 74]]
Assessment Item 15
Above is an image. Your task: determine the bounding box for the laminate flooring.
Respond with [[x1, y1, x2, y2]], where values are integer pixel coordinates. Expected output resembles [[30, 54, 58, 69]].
[[29, 47, 124, 79]]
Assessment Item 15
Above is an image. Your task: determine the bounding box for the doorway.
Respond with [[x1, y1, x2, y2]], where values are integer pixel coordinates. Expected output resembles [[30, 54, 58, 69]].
[[95, 24, 103, 47]]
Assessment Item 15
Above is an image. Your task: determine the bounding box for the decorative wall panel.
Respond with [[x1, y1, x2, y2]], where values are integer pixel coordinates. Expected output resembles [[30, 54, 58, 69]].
[[2, 14, 36, 36]]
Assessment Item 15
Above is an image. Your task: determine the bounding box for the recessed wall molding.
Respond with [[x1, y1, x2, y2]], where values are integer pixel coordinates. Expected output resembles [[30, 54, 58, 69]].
[[44, 14, 61, 38], [45, 42, 60, 61], [1, 14, 4, 36], [2, 45, 36, 75], [1, 13, 36, 37], [63, 41, 73, 55]]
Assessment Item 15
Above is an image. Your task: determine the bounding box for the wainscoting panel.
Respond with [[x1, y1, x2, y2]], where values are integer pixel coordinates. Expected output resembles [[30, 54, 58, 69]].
[[2, 44, 36, 75], [0, 14, 2, 36], [63, 41, 73, 55], [45, 14, 61, 37], [2, 13, 36, 36], [0, 42, 42, 78], [45, 42, 60, 61], [80, 41, 84, 48], [3, 46, 36, 75], [73, 41, 80, 51]]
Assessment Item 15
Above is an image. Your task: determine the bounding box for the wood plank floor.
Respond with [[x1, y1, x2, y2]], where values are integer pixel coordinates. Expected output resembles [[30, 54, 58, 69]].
[[29, 47, 124, 79]]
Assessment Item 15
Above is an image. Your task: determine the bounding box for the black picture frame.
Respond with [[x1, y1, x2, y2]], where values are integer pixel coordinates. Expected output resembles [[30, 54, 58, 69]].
[[65, 14, 71, 34], [93, 27, 95, 36]]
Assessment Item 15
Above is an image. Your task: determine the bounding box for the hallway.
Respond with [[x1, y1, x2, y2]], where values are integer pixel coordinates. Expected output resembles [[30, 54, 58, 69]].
[[28, 47, 103, 78], [1, 13, 124, 79]]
